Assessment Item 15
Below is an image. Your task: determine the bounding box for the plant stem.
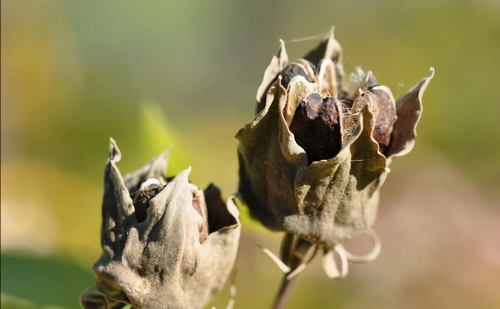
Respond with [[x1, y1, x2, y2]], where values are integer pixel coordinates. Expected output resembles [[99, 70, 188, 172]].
[[271, 233, 301, 309], [271, 234, 318, 308], [272, 273, 299, 309]]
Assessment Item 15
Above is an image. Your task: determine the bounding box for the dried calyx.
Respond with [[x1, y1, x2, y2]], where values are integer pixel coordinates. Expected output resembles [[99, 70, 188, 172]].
[[236, 27, 434, 281], [80, 139, 240, 309]]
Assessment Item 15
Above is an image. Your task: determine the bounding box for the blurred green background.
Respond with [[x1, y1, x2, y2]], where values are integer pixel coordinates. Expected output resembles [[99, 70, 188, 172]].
[[2, 1, 500, 308]]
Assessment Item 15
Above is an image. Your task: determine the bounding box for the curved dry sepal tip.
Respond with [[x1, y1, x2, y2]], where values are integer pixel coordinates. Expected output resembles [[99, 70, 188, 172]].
[[327, 26, 335, 45], [286, 241, 317, 280], [256, 40, 289, 102], [386, 67, 435, 158], [102, 138, 136, 255], [428, 67, 435, 79], [329, 26, 335, 38], [267, 74, 284, 100], [278, 39, 288, 70], [343, 228, 381, 263], [256, 244, 291, 273], [109, 137, 121, 162], [324, 26, 342, 62], [322, 245, 349, 279], [417, 67, 435, 102], [321, 229, 381, 279], [322, 249, 340, 279], [286, 264, 306, 280], [285, 251, 318, 280], [334, 245, 349, 278], [171, 166, 192, 189]]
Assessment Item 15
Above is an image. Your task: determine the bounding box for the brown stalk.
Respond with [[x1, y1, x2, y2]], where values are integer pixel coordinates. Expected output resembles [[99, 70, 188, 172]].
[[272, 234, 317, 309]]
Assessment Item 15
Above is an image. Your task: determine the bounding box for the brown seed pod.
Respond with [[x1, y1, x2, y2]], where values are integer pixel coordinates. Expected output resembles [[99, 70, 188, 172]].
[[236, 28, 433, 252], [80, 139, 241, 309]]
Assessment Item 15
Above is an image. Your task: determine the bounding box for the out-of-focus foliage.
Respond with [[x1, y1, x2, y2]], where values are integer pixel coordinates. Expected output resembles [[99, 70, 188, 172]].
[[2, 1, 500, 309], [139, 100, 190, 177], [1, 254, 93, 309]]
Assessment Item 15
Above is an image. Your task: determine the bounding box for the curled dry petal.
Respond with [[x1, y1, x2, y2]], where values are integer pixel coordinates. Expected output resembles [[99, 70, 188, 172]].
[[81, 139, 241, 309], [256, 40, 289, 114], [386, 68, 435, 158]]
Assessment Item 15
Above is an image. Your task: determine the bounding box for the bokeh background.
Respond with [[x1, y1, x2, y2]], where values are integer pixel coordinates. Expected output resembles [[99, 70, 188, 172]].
[[2, 1, 500, 308]]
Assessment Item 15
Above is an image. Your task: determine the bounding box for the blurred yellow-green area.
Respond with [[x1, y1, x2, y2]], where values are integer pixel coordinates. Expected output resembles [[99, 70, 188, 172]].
[[2, 1, 500, 308]]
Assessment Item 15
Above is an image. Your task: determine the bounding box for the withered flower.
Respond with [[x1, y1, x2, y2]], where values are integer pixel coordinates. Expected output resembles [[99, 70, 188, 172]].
[[236, 28, 433, 279], [81, 139, 240, 309]]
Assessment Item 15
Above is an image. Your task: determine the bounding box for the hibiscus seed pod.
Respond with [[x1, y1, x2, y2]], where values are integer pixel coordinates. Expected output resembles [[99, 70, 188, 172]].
[[236, 27, 434, 251], [80, 138, 241, 309]]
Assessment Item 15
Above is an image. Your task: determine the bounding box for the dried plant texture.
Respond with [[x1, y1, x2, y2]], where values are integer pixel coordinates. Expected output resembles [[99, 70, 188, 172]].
[[80, 139, 241, 309], [237, 28, 433, 258]]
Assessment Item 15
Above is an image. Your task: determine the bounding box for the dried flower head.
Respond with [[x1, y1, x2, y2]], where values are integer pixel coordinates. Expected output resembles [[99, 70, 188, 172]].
[[80, 139, 240, 309], [236, 28, 433, 277]]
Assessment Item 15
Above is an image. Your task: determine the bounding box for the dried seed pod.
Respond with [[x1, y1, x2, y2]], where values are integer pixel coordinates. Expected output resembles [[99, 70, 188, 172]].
[[236, 27, 433, 257], [80, 139, 241, 309]]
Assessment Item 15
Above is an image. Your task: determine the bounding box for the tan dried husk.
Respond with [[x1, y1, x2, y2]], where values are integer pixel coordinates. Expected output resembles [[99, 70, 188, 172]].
[[237, 77, 386, 248], [81, 140, 241, 309], [236, 29, 433, 249]]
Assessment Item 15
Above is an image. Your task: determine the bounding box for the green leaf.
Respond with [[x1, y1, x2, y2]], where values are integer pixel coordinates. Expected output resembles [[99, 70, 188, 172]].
[[1, 254, 93, 309], [1, 293, 40, 309], [139, 100, 190, 177]]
